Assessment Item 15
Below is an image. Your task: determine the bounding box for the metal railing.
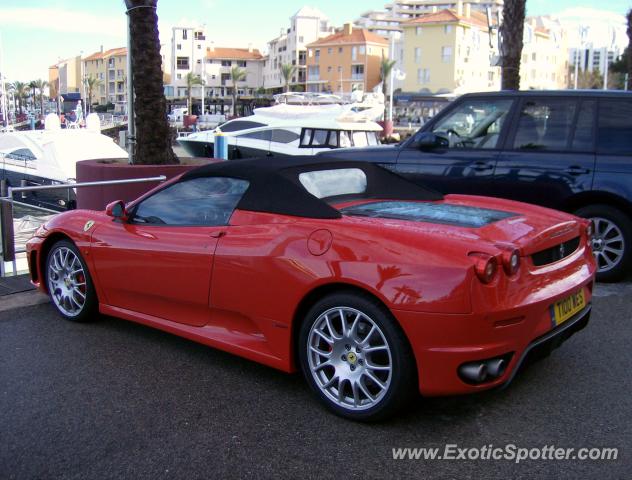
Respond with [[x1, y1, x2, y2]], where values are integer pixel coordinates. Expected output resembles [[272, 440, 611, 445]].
[[0, 175, 166, 276]]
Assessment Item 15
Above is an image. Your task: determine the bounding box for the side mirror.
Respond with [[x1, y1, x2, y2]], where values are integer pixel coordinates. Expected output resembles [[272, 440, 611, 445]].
[[415, 132, 449, 150], [105, 200, 128, 221]]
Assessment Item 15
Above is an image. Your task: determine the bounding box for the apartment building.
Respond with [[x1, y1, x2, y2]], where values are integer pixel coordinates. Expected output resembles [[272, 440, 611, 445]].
[[401, 5, 500, 94], [83, 47, 127, 112], [201, 46, 264, 98], [569, 45, 621, 78], [521, 17, 569, 90], [262, 6, 334, 91], [167, 26, 208, 98], [48, 56, 82, 97], [355, 0, 503, 38], [305, 24, 389, 94]]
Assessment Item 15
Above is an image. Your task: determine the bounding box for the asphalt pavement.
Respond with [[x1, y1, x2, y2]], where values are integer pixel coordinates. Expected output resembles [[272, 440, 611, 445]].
[[1, 283, 631, 479]]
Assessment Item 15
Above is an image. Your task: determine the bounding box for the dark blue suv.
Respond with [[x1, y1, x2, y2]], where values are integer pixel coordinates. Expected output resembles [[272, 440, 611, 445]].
[[319, 90, 632, 281]]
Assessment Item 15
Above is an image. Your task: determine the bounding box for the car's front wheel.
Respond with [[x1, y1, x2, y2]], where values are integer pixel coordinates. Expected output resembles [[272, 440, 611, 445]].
[[298, 292, 416, 421], [45, 239, 97, 322], [575, 204, 632, 282]]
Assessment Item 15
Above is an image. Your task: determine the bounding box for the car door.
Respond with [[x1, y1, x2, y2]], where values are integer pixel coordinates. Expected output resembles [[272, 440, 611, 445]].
[[394, 96, 516, 195], [494, 96, 596, 208], [90, 176, 249, 327]]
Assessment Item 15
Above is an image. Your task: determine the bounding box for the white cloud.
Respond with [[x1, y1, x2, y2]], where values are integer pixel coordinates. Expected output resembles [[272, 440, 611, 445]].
[[0, 7, 127, 39]]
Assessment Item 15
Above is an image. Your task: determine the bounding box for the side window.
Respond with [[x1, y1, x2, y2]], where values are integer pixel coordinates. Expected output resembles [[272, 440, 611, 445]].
[[326, 130, 339, 147], [7, 148, 36, 161], [430, 98, 513, 149], [597, 99, 632, 155], [271, 129, 300, 144], [311, 129, 329, 146], [352, 131, 368, 147], [513, 98, 577, 151], [133, 177, 249, 226], [239, 130, 272, 141], [300, 129, 313, 146], [571, 100, 596, 151], [340, 131, 351, 148]]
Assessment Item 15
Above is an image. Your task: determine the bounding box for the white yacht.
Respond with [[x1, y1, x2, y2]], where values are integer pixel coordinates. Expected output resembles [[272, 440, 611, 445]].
[[0, 114, 128, 210], [177, 92, 384, 159]]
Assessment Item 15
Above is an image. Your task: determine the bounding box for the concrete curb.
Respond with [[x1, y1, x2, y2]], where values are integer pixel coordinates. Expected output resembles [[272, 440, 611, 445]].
[[0, 290, 50, 313]]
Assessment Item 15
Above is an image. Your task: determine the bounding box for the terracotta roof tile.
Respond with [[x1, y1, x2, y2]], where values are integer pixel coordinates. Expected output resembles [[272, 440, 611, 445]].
[[206, 47, 263, 60], [404, 8, 489, 29], [307, 28, 388, 47], [83, 47, 127, 61]]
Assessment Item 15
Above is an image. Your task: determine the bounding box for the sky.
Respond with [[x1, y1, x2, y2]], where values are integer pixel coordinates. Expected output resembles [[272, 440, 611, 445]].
[[0, 0, 630, 82]]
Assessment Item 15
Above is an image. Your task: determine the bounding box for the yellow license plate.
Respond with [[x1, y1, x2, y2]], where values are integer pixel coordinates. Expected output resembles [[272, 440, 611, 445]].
[[552, 290, 586, 326]]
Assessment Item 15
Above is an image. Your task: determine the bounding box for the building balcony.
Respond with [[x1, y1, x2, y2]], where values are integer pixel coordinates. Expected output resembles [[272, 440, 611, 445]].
[[351, 74, 365, 81]]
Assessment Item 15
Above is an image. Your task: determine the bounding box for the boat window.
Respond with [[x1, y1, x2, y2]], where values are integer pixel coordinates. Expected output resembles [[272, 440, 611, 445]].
[[367, 132, 379, 146], [132, 177, 249, 226], [239, 130, 272, 141], [299, 168, 367, 199], [327, 131, 339, 148], [271, 129, 300, 144], [352, 131, 369, 147], [312, 129, 329, 146], [5, 148, 36, 161], [220, 120, 267, 132], [340, 131, 352, 148], [300, 129, 313, 146]]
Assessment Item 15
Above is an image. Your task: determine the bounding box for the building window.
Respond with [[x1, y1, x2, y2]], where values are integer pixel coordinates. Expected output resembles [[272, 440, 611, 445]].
[[351, 47, 357, 61], [308, 49, 313, 57], [338, 47, 343, 53], [221, 60, 232, 67], [351, 65, 364, 80], [327, 66, 332, 72], [320, 20, 328, 32], [299, 36, 304, 42], [176, 43, 181, 50], [237, 60, 246, 67], [417, 68, 430, 84], [177, 73, 182, 79], [337, 66, 342, 72], [315, 49, 320, 62], [444, 25, 453, 34], [182, 29, 188, 40], [197, 44, 201, 49], [176, 57, 190, 69], [414, 47, 421, 64], [416, 26, 422, 36], [194, 31, 205, 40], [441, 46, 452, 63], [359, 45, 366, 55], [308, 65, 320, 81], [328, 47, 333, 54]]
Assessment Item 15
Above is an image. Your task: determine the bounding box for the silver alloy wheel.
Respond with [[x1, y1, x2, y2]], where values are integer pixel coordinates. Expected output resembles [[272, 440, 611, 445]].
[[47, 246, 87, 317], [590, 217, 625, 273], [307, 306, 393, 411]]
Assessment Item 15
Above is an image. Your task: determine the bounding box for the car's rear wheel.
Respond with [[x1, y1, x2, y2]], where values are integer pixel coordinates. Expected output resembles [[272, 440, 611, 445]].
[[45, 240, 97, 322], [575, 205, 632, 282], [298, 292, 416, 421]]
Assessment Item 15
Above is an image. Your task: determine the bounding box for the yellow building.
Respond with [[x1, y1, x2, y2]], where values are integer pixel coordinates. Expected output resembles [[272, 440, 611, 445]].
[[520, 17, 569, 90], [83, 47, 128, 112], [48, 56, 82, 97], [401, 6, 500, 94], [305, 24, 389, 94]]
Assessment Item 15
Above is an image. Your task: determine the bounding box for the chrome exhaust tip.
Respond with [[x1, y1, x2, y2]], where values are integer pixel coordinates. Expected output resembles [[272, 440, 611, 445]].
[[486, 358, 507, 378], [458, 363, 488, 383]]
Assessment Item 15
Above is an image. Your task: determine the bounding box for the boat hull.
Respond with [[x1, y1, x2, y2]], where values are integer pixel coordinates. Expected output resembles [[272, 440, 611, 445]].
[[1, 167, 76, 212]]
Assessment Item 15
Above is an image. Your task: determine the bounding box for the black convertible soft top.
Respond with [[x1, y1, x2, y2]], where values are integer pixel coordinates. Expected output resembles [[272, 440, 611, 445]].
[[181, 156, 443, 219]]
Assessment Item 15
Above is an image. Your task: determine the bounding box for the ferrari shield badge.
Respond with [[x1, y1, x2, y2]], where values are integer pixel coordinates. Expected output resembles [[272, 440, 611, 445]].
[[83, 220, 95, 232]]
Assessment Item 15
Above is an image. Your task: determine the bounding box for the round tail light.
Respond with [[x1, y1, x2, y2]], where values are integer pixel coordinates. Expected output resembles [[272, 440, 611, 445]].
[[470, 253, 498, 284], [502, 249, 521, 276]]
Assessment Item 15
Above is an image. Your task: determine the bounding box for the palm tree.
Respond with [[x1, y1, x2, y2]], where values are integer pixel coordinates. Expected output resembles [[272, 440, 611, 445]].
[[499, 0, 526, 90], [83, 75, 102, 113], [124, 0, 177, 165], [11, 81, 29, 115], [280, 64, 296, 93], [627, 8, 632, 90], [380, 55, 396, 119], [32, 79, 49, 115], [230, 66, 247, 116], [185, 72, 204, 113], [29, 80, 37, 111]]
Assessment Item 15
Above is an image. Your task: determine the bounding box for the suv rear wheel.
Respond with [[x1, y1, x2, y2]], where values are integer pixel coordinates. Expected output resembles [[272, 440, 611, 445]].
[[575, 204, 632, 282]]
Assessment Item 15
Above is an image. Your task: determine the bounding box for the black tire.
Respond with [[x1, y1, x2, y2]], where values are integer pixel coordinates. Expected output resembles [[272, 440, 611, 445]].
[[45, 239, 98, 322], [298, 291, 417, 421], [575, 204, 632, 282]]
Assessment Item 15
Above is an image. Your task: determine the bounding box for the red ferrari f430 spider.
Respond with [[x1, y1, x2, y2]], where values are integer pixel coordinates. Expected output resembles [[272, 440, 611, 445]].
[[27, 158, 596, 420]]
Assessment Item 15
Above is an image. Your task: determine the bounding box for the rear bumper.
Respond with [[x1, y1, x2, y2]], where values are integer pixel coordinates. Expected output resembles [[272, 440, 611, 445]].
[[394, 276, 594, 396]]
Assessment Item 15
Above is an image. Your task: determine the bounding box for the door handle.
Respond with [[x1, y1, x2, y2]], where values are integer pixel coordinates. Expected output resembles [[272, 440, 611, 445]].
[[209, 231, 226, 238], [472, 161, 493, 171], [565, 166, 590, 175]]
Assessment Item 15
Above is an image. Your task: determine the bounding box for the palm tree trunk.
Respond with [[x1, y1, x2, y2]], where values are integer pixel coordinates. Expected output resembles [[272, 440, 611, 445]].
[[126, 0, 178, 165], [500, 0, 526, 90], [40, 93, 44, 115], [627, 9, 632, 90]]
